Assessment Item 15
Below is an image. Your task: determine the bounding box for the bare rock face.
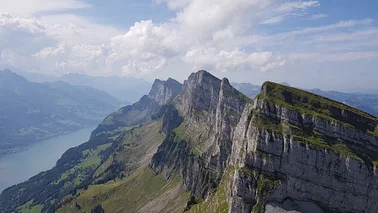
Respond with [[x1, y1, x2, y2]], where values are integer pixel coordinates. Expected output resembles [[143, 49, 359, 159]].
[[151, 74, 378, 213], [148, 78, 182, 105], [228, 82, 378, 213], [151, 70, 249, 198]]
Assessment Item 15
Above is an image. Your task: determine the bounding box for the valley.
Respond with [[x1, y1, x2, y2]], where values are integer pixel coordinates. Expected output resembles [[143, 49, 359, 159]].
[[1, 70, 377, 213]]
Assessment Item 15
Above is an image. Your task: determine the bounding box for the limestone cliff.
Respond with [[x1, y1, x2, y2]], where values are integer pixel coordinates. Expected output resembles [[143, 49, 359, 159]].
[[151, 70, 249, 199], [228, 82, 378, 213]]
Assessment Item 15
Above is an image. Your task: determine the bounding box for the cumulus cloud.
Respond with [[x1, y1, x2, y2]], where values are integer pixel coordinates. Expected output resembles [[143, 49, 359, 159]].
[[100, 0, 276, 74], [105, 20, 178, 75], [0, 0, 377, 77]]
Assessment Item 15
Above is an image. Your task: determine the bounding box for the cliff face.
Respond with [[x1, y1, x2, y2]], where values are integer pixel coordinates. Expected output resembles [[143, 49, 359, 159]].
[[151, 70, 249, 198], [148, 78, 182, 105], [150, 75, 378, 213], [3, 71, 378, 213], [229, 82, 378, 213]]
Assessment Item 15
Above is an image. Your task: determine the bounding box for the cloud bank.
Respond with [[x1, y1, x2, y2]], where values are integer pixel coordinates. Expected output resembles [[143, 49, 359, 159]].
[[0, 0, 377, 77]]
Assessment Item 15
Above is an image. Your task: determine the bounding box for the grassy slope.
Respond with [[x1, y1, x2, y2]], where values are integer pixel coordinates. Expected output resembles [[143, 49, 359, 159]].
[[56, 121, 189, 213], [17, 200, 43, 213], [9, 121, 165, 213], [260, 81, 377, 132]]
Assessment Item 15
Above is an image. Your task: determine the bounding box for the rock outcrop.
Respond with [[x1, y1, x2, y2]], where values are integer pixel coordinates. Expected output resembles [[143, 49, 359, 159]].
[[228, 82, 378, 213], [151, 70, 249, 198]]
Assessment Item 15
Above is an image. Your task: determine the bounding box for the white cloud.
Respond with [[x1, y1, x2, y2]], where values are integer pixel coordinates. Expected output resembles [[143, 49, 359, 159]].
[[272, 1, 319, 14], [311, 28, 378, 43], [184, 48, 274, 72], [287, 18, 374, 36], [310, 13, 328, 20], [0, 0, 377, 78], [261, 59, 287, 72], [106, 20, 178, 75], [289, 51, 378, 63], [33, 45, 65, 58], [260, 1, 320, 25], [103, 0, 275, 75], [260, 16, 285, 25], [257, 18, 376, 45], [0, 0, 90, 16]]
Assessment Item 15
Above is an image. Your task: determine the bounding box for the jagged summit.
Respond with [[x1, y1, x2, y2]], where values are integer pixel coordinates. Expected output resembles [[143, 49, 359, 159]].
[[148, 78, 182, 105], [175, 70, 248, 116]]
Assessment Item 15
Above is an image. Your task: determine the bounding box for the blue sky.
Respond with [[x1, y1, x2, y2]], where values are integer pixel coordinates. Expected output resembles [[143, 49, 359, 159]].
[[0, 0, 377, 91]]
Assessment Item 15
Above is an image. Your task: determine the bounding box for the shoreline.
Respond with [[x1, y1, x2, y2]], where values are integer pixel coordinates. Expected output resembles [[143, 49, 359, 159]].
[[0, 125, 97, 193], [0, 125, 97, 157]]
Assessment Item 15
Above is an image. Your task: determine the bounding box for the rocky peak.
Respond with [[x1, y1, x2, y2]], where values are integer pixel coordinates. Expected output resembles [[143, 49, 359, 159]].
[[151, 70, 250, 200], [148, 78, 182, 106], [175, 70, 247, 117]]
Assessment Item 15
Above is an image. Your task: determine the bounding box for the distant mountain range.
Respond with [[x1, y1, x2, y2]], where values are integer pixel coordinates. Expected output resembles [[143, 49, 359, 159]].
[[12, 70, 152, 104], [0, 70, 122, 155], [58, 73, 152, 104], [307, 89, 378, 117], [232, 83, 261, 99]]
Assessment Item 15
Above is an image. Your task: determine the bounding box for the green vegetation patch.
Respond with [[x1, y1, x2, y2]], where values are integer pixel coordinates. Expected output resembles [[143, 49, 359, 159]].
[[368, 126, 378, 137], [260, 81, 377, 132], [17, 200, 44, 213], [286, 123, 364, 163], [55, 143, 112, 185], [57, 168, 186, 213], [332, 143, 364, 163], [187, 168, 234, 213], [173, 124, 190, 143], [253, 113, 368, 165], [253, 202, 263, 213], [80, 143, 112, 169]]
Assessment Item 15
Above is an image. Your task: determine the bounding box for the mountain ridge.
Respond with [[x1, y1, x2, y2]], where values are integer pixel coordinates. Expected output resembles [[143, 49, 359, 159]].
[[1, 70, 378, 213]]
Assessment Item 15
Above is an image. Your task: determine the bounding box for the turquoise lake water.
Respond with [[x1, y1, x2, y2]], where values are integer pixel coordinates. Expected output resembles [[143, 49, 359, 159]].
[[0, 126, 96, 193]]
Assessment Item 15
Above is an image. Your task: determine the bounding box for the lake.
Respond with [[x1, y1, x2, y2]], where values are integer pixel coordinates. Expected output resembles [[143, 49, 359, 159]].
[[0, 126, 96, 193]]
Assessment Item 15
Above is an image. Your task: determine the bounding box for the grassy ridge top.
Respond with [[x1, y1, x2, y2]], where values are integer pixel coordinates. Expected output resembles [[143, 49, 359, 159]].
[[260, 81, 377, 132]]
